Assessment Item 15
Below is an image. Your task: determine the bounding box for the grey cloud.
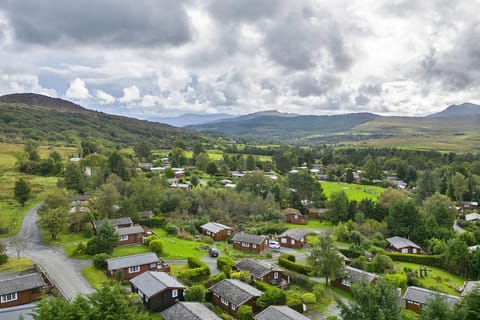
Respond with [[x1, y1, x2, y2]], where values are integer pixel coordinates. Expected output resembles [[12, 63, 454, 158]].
[[0, 0, 191, 47], [355, 94, 369, 106], [292, 74, 340, 97], [209, 0, 279, 22]]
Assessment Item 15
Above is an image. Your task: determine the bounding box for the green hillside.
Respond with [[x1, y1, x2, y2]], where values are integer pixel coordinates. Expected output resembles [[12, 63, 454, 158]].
[[0, 93, 203, 148]]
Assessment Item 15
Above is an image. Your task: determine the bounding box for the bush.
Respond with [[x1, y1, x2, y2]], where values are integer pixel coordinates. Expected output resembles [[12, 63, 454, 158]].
[[302, 293, 316, 304], [371, 254, 394, 273], [199, 235, 214, 245], [144, 235, 160, 246], [217, 256, 235, 272], [384, 252, 443, 267], [237, 305, 253, 320], [178, 257, 210, 285], [257, 288, 287, 308], [114, 269, 125, 281], [231, 270, 252, 284], [286, 295, 303, 313], [165, 223, 179, 235], [72, 242, 86, 256], [185, 285, 206, 302], [278, 256, 312, 275], [203, 272, 226, 288], [92, 253, 111, 270], [140, 216, 166, 228], [339, 246, 364, 259], [82, 227, 94, 238], [254, 280, 275, 292], [280, 253, 296, 262], [284, 270, 316, 290], [149, 239, 163, 255], [0, 253, 7, 265]]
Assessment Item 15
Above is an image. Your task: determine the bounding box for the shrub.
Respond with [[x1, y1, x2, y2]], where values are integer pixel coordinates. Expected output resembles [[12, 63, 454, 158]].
[[178, 231, 196, 241], [280, 253, 296, 262], [185, 285, 206, 302], [149, 239, 163, 255], [254, 280, 276, 292], [257, 288, 287, 308], [199, 235, 214, 245], [92, 253, 111, 270], [371, 254, 394, 273], [302, 293, 316, 304], [203, 272, 226, 288], [140, 216, 165, 228], [0, 253, 7, 265], [165, 223, 179, 235], [178, 257, 210, 285], [278, 256, 312, 275], [217, 256, 235, 271], [231, 270, 252, 284], [384, 252, 443, 267], [286, 295, 303, 313], [284, 270, 316, 290], [72, 242, 86, 256], [144, 235, 160, 246], [237, 305, 253, 320], [114, 269, 125, 281], [82, 227, 94, 238]]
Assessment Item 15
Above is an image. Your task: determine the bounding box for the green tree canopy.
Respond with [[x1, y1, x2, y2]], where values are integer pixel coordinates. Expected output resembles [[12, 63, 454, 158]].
[[308, 232, 345, 285], [326, 190, 349, 224], [386, 200, 420, 238], [14, 178, 31, 206], [422, 193, 456, 229], [85, 222, 119, 255]]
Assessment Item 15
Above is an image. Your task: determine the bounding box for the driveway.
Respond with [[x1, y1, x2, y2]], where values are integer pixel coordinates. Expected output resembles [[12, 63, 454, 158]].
[[4, 203, 94, 301]]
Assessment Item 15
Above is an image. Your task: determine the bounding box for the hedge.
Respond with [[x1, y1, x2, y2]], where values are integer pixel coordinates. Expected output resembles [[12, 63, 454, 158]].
[[278, 256, 312, 275], [384, 252, 443, 267], [178, 257, 211, 284], [217, 256, 235, 271], [254, 280, 276, 292], [283, 270, 316, 290]]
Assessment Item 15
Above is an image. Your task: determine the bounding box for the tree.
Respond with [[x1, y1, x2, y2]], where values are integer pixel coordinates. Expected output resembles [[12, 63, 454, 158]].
[[308, 233, 345, 285], [339, 279, 402, 320], [419, 295, 456, 320], [192, 143, 205, 161], [14, 178, 31, 206], [169, 147, 187, 167], [416, 169, 439, 202], [386, 200, 420, 238], [370, 254, 393, 273], [64, 162, 84, 193], [237, 305, 253, 320], [206, 161, 218, 176], [85, 222, 119, 255], [256, 287, 287, 308], [451, 172, 468, 202], [404, 165, 417, 185], [362, 156, 381, 181], [81, 140, 98, 157], [94, 183, 120, 219], [246, 154, 256, 171], [133, 141, 151, 160], [443, 237, 469, 276], [236, 172, 273, 199], [422, 193, 456, 229], [345, 168, 354, 183], [378, 188, 407, 211], [0, 241, 7, 265], [468, 248, 480, 279], [184, 285, 206, 302], [38, 207, 69, 240], [195, 152, 210, 171], [24, 139, 40, 161], [457, 285, 480, 319], [326, 191, 349, 224], [287, 171, 326, 207]]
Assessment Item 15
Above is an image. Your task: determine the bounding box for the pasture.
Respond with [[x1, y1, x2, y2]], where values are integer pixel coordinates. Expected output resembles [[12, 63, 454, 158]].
[[320, 181, 385, 201]]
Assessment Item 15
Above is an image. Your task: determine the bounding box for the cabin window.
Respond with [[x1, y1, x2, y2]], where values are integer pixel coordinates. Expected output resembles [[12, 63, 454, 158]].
[[291, 239, 295, 245], [1, 292, 17, 303], [150, 263, 157, 268], [172, 289, 178, 298], [241, 242, 249, 247], [274, 272, 279, 279], [412, 248, 417, 253], [120, 234, 128, 241], [281, 238, 287, 243], [221, 297, 228, 305], [128, 265, 140, 273], [231, 304, 236, 310], [227, 230, 232, 235], [402, 248, 408, 253], [252, 244, 257, 248], [341, 279, 351, 287], [294, 215, 298, 219]]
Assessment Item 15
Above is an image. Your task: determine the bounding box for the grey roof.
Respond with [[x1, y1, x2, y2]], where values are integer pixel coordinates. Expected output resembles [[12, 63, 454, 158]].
[[278, 229, 308, 241], [0, 273, 45, 295], [231, 233, 267, 245], [139, 211, 154, 218], [254, 305, 310, 320], [465, 212, 480, 222], [106, 252, 159, 270], [93, 217, 133, 229], [461, 281, 480, 297], [344, 266, 377, 283], [403, 286, 460, 307], [117, 225, 144, 236], [282, 208, 302, 216], [386, 236, 421, 249], [200, 222, 232, 234], [209, 279, 262, 306], [130, 272, 186, 298], [234, 259, 281, 279], [160, 302, 222, 320]]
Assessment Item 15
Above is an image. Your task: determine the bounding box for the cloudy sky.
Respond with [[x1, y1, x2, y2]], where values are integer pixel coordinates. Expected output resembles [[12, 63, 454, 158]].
[[1, 0, 479, 119]]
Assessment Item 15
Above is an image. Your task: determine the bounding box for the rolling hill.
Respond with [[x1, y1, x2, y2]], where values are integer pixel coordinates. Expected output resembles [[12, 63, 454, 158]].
[[150, 112, 234, 127], [0, 93, 204, 148]]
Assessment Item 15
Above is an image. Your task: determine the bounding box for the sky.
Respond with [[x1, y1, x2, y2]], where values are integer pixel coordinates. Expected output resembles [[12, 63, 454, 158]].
[[1, 0, 480, 119]]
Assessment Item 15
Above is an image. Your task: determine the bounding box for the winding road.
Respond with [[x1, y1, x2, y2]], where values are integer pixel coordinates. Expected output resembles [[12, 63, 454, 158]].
[[5, 203, 94, 301]]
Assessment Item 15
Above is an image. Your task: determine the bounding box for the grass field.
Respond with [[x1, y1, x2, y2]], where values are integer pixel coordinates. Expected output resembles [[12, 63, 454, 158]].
[[81, 265, 111, 289], [286, 219, 333, 230], [151, 228, 209, 259], [0, 257, 34, 272], [320, 182, 385, 201], [394, 262, 465, 295]]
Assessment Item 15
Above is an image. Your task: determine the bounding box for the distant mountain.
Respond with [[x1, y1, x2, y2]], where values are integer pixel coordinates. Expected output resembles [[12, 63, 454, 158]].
[[0, 93, 204, 148], [427, 103, 480, 118], [150, 113, 235, 127], [186, 111, 379, 140]]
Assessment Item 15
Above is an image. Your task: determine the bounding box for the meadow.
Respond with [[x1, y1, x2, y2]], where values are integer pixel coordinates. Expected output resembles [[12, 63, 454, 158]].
[[320, 181, 385, 201]]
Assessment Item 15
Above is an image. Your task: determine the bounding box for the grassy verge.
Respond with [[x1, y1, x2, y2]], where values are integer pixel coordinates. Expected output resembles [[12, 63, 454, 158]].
[[81, 265, 111, 289], [393, 262, 465, 295], [0, 257, 34, 272]]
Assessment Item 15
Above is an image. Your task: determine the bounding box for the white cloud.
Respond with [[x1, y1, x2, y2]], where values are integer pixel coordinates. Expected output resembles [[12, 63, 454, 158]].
[[95, 89, 115, 104], [65, 78, 90, 100], [0, 73, 57, 97], [118, 85, 141, 104]]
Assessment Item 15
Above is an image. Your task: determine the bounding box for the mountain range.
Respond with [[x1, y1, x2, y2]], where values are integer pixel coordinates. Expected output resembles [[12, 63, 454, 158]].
[[1, 93, 480, 152]]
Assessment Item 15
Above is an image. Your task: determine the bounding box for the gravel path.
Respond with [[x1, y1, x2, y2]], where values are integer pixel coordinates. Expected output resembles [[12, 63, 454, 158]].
[[5, 203, 94, 301]]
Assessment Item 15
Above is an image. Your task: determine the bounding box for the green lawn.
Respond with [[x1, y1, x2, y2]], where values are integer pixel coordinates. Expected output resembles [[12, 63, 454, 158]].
[[286, 219, 333, 230], [151, 228, 209, 259], [393, 262, 465, 296], [320, 182, 385, 201], [169, 264, 191, 276], [45, 232, 91, 258], [0, 258, 34, 272], [111, 245, 152, 257], [81, 265, 111, 289]]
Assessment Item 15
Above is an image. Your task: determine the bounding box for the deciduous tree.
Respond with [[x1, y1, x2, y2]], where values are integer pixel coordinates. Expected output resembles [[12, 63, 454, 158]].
[[14, 178, 31, 206], [308, 233, 344, 285]]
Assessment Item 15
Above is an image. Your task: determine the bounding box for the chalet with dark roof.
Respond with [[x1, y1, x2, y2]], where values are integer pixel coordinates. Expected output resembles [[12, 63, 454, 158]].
[[231, 234, 269, 254], [200, 222, 234, 241], [282, 208, 307, 224], [160, 301, 222, 320], [130, 271, 186, 312], [402, 286, 460, 313], [254, 305, 310, 320], [105, 252, 170, 280], [386, 236, 423, 254], [0, 272, 46, 308], [93, 217, 133, 231], [209, 279, 262, 318], [278, 229, 308, 249], [117, 225, 145, 245], [331, 266, 376, 290], [233, 259, 287, 287], [308, 207, 328, 219]]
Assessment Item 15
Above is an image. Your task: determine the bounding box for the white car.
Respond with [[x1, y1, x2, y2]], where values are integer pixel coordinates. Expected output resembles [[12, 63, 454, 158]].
[[268, 240, 280, 249]]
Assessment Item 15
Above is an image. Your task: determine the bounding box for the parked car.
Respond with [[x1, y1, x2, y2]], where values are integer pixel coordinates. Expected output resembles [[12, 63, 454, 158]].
[[268, 240, 280, 249], [209, 247, 219, 257]]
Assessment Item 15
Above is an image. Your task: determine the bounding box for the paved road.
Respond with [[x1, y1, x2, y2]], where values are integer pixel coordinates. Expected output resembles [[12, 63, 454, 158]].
[[5, 203, 94, 301]]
